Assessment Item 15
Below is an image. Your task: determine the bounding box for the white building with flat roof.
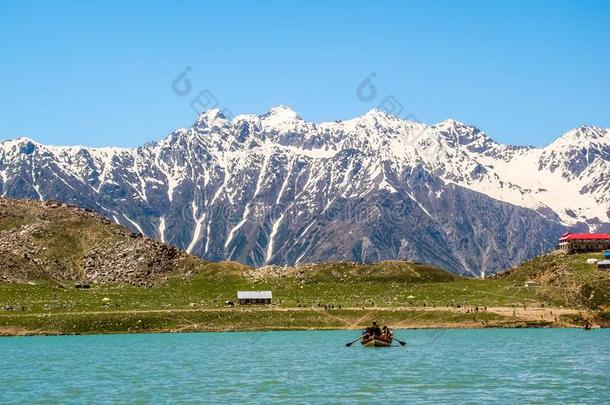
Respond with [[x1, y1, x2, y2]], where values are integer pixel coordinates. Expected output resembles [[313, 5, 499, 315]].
[[237, 291, 272, 305]]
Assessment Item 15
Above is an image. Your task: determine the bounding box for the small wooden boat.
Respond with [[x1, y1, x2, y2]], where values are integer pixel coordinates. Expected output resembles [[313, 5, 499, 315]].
[[361, 334, 393, 347]]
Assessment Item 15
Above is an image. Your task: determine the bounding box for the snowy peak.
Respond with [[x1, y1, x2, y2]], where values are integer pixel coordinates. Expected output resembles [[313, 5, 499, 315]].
[[546, 126, 610, 150], [431, 119, 497, 153], [340, 108, 402, 132], [435, 118, 473, 132], [263, 105, 302, 121], [539, 126, 610, 178], [259, 105, 304, 131], [181, 108, 609, 228], [1, 137, 40, 151], [194, 108, 229, 128], [360, 108, 399, 122]]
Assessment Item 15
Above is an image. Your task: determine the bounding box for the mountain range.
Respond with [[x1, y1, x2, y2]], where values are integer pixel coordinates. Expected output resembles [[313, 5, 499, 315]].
[[1, 106, 608, 276]]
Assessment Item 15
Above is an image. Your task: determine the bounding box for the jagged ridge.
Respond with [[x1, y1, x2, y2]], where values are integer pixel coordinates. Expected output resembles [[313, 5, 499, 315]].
[[0, 107, 608, 275]]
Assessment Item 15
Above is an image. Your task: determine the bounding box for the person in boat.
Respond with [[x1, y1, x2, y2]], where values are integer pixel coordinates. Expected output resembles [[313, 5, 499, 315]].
[[381, 326, 393, 339], [370, 321, 382, 337], [363, 321, 382, 338]]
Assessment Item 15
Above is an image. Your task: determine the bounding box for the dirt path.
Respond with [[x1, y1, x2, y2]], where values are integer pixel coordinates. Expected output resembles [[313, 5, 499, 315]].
[[483, 306, 580, 325], [348, 311, 375, 329], [0, 305, 582, 321]]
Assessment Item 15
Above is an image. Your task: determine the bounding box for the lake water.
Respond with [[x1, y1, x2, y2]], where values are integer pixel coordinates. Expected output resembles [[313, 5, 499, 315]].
[[1, 329, 608, 403]]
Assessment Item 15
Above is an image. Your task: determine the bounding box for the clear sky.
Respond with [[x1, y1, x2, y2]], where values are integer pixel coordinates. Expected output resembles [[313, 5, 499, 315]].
[[1, 0, 609, 147]]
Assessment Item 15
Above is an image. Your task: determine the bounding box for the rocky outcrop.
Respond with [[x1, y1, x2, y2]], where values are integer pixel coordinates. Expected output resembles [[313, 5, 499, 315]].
[[0, 198, 197, 285]]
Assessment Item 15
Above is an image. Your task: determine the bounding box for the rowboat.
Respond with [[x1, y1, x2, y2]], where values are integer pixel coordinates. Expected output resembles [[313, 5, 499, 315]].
[[361, 334, 393, 347]]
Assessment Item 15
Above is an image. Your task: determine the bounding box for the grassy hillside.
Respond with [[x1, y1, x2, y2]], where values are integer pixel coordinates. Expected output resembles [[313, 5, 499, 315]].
[[496, 251, 610, 309]]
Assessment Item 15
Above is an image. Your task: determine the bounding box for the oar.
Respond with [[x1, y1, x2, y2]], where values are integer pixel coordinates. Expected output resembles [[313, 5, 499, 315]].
[[393, 337, 407, 346], [345, 336, 362, 347]]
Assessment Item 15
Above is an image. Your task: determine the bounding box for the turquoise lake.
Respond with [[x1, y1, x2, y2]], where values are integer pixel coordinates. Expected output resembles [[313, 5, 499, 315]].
[[1, 329, 608, 403]]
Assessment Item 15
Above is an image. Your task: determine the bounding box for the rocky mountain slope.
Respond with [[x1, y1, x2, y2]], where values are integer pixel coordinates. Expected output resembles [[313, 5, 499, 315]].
[[0, 107, 607, 275], [0, 198, 203, 286]]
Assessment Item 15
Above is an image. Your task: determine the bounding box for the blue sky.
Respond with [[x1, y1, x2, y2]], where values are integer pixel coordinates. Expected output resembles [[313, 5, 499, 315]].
[[1, 0, 609, 147]]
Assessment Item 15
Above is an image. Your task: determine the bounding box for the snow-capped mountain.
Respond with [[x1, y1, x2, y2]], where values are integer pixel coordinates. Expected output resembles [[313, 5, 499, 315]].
[[1, 106, 608, 276]]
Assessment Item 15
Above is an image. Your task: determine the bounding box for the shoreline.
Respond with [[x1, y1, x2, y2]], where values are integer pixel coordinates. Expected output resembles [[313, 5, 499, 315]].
[[0, 324, 598, 338], [0, 305, 599, 337]]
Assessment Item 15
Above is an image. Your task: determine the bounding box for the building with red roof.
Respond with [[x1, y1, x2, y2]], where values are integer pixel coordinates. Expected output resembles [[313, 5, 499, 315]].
[[558, 232, 610, 253]]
